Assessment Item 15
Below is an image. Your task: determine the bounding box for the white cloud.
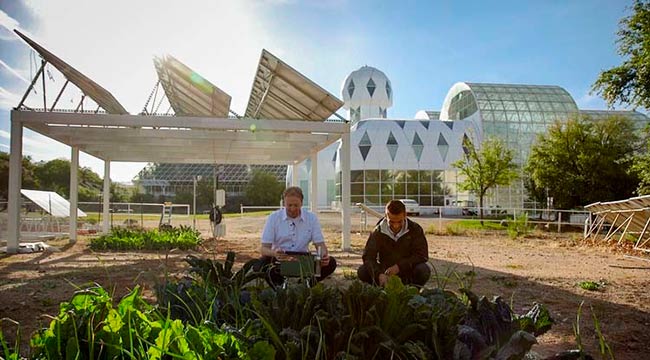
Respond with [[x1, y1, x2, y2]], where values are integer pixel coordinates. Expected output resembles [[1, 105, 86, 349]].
[[0, 59, 29, 84], [0, 86, 20, 109], [0, 9, 20, 34]]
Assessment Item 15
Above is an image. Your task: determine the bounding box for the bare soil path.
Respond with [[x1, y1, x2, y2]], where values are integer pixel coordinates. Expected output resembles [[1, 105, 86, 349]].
[[1, 213, 649, 359]]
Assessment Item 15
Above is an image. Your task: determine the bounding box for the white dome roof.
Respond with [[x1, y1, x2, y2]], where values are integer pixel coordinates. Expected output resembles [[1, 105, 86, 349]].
[[341, 66, 393, 109]]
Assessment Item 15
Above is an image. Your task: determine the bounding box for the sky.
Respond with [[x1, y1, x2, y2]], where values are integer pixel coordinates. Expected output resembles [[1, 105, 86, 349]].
[[0, 0, 640, 183]]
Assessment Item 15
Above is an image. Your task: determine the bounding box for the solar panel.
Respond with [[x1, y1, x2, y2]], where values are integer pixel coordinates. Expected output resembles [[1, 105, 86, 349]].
[[21, 189, 87, 218], [584, 195, 650, 252], [245, 49, 343, 120], [154, 55, 231, 117], [14, 30, 128, 115]]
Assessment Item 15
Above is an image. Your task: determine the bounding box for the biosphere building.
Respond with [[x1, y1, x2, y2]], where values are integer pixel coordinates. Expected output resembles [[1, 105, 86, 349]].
[[289, 66, 649, 212]]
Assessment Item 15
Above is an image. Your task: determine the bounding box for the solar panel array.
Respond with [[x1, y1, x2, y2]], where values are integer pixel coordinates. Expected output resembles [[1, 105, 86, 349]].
[[584, 195, 650, 253], [136, 163, 286, 184]]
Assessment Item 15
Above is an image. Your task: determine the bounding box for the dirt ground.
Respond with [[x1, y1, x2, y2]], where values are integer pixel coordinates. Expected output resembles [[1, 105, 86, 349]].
[[1, 212, 649, 359]]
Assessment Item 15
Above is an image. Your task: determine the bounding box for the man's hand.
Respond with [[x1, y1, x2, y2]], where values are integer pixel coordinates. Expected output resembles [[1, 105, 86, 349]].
[[320, 252, 330, 266], [378, 273, 389, 286], [384, 264, 400, 276]]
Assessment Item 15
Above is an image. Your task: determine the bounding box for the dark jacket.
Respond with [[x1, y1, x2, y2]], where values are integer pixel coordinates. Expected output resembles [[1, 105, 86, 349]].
[[362, 218, 429, 279]]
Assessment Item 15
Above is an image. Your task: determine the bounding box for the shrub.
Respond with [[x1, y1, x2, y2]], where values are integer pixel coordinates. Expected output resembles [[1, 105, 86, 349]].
[[89, 225, 202, 251], [507, 213, 531, 239]]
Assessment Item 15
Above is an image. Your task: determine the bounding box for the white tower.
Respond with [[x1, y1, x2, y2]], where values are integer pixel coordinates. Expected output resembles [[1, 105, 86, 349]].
[[341, 66, 393, 123]]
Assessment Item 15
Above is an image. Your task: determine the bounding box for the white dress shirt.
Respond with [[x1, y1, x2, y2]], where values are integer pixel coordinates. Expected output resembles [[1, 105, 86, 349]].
[[261, 208, 324, 253]]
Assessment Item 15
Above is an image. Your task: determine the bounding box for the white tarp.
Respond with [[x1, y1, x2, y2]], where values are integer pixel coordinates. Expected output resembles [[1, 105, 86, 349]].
[[20, 189, 86, 217]]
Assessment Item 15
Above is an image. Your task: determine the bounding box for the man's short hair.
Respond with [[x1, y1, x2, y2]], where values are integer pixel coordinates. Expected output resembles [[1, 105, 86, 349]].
[[386, 200, 406, 215], [283, 186, 304, 201]]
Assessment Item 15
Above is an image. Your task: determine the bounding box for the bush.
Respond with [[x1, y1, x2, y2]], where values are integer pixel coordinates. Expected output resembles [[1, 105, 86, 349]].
[[89, 225, 202, 251], [507, 214, 532, 239]]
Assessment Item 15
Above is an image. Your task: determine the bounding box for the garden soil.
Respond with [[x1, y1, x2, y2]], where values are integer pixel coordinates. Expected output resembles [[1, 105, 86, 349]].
[[1, 212, 649, 359]]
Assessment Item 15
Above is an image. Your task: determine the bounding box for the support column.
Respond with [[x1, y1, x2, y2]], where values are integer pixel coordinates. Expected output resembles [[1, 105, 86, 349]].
[[310, 152, 318, 212], [102, 159, 111, 234], [7, 112, 23, 253], [341, 133, 351, 251], [69, 147, 79, 243], [291, 162, 299, 186]]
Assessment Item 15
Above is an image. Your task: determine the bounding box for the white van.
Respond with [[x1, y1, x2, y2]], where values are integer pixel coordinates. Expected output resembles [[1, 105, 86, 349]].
[[399, 199, 420, 216]]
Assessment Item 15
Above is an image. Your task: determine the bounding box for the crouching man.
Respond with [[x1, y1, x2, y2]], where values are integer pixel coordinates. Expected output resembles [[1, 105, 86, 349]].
[[358, 200, 430, 287]]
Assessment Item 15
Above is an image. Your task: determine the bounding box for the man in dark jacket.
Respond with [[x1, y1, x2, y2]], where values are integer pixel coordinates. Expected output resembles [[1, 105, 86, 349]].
[[357, 199, 431, 287]]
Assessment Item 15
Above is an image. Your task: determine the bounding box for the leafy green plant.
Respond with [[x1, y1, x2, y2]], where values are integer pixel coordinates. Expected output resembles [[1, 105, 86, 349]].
[[578, 280, 603, 291], [507, 213, 531, 239], [0, 319, 21, 360], [29, 283, 275, 360], [90, 226, 201, 251]]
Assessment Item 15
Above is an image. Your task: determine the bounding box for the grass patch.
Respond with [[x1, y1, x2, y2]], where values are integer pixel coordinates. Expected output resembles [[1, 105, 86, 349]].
[[454, 219, 505, 230], [505, 264, 524, 270], [578, 280, 605, 291]]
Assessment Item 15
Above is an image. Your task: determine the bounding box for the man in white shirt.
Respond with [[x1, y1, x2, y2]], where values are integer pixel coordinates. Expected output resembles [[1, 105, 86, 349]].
[[254, 186, 336, 286]]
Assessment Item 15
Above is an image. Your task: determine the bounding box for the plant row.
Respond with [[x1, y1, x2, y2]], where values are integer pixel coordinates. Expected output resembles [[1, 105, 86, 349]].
[[89, 226, 202, 251]]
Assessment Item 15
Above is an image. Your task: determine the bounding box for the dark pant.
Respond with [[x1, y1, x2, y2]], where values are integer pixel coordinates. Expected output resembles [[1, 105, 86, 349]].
[[357, 262, 431, 287], [253, 256, 337, 286]]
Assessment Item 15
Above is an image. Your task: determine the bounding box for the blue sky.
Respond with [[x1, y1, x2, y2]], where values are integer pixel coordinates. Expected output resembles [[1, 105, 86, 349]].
[[0, 0, 639, 182]]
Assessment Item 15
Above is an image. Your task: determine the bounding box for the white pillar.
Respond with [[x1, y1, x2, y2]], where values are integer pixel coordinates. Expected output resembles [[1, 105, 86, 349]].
[[69, 147, 79, 243], [341, 131, 351, 251], [102, 159, 111, 234], [310, 152, 318, 212], [7, 112, 23, 253], [291, 162, 299, 186]]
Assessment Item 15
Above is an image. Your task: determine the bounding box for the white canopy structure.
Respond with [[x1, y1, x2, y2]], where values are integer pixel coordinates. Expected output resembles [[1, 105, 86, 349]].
[[6, 30, 351, 254], [584, 195, 650, 253]]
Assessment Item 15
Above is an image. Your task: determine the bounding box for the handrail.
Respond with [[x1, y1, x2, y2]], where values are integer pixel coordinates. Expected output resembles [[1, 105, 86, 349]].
[[356, 203, 383, 219]]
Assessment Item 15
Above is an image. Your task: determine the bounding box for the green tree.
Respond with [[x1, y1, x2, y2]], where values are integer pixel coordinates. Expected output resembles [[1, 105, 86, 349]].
[[631, 125, 650, 195], [452, 137, 518, 223], [525, 115, 639, 209], [0, 152, 39, 200], [592, 1, 650, 109], [245, 170, 284, 206]]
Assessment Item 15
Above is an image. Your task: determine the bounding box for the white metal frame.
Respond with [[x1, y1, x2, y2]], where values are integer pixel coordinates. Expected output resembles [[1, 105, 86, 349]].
[[7, 110, 351, 253], [584, 195, 650, 253]]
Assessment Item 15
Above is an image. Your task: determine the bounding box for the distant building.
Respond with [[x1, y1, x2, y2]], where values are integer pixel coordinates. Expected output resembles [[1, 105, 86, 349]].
[[137, 66, 649, 211]]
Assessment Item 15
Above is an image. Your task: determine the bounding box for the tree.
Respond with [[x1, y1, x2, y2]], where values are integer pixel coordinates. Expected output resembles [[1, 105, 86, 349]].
[[592, 1, 650, 109], [525, 115, 639, 209], [0, 152, 39, 200], [245, 170, 284, 206], [631, 125, 650, 195], [452, 137, 518, 223]]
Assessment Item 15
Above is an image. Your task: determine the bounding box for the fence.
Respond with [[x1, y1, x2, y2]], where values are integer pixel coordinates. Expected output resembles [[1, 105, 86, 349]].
[[354, 204, 589, 233]]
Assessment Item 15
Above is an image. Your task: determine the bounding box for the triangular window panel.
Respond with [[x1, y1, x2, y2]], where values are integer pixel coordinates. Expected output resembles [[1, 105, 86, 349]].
[[359, 146, 371, 161], [367, 78, 376, 97], [462, 134, 471, 156], [420, 120, 430, 129], [395, 120, 405, 129], [386, 131, 398, 161], [412, 133, 424, 160], [359, 130, 372, 161], [387, 144, 398, 161], [386, 81, 392, 98], [438, 133, 449, 162], [413, 145, 424, 161], [360, 130, 371, 145], [412, 132, 423, 146], [348, 79, 355, 98], [387, 132, 397, 145], [444, 121, 454, 129]]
